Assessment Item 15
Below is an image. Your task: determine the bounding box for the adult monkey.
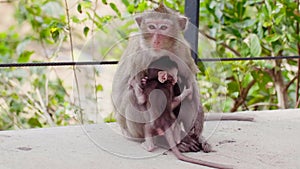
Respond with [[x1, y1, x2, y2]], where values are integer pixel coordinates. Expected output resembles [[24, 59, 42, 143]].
[[112, 3, 210, 152]]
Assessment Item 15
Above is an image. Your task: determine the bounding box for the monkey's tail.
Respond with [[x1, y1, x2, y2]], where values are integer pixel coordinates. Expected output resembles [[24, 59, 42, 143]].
[[164, 128, 233, 169], [171, 147, 233, 169]]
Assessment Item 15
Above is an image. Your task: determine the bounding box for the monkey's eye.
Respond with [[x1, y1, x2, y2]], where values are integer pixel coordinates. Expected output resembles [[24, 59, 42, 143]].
[[148, 25, 156, 30], [160, 25, 168, 30]]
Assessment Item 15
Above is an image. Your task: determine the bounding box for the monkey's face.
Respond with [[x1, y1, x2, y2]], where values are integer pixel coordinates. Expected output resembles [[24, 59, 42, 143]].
[[158, 70, 168, 83], [144, 19, 175, 50], [140, 18, 177, 50]]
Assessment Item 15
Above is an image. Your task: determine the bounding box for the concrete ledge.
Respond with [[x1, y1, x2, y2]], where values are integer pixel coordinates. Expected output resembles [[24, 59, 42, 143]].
[[1, 109, 300, 169]]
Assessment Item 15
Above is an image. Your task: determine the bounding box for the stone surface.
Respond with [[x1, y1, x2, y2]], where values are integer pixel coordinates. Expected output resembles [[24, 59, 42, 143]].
[[0, 109, 300, 169]]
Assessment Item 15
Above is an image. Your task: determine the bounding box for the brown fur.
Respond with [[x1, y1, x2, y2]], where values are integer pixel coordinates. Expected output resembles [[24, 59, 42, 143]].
[[112, 3, 210, 152], [139, 59, 233, 169]]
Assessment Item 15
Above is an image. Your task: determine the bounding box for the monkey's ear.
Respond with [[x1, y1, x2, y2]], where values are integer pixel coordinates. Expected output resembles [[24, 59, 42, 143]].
[[135, 16, 143, 28], [178, 16, 188, 31]]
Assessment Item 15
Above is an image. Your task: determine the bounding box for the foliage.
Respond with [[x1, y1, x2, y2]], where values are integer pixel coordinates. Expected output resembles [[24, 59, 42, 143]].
[[198, 0, 300, 111], [0, 0, 74, 130], [103, 112, 117, 123]]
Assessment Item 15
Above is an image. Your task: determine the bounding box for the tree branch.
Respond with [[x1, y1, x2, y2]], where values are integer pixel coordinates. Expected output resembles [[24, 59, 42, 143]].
[[247, 102, 279, 109], [92, 0, 100, 121], [230, 79, 256, 112], [198, 29, 241, 57], [64, 0, 83, 123], [254, 67, 274, 77], [285, 75, 297, 92], [148, 0, 159, 5], [296, 98, 300, 108], [36, 88, 55, 127]]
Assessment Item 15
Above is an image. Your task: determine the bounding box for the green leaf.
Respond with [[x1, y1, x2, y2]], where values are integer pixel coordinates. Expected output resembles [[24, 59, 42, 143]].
[[224, 27, 242, 38], [227, 81, 239, 93], [96, 84, 103, 92], [80, 1, 92, 8], [197, 60, 206, 75], [9, 100, 24, 115], [248, 34, 261, 57], [104, 112, 116, 123], [275, 14, 285, 24], [265, 34, 281, 43], [257, 22, 263, 38], [291, 32, 300, 42], [235, 19, 256, 28], [71, 16, 81, 23], [264, 0, 272, 17], [273, 43, 283, 54], [236, 1, 245, 19], [77, 4, 82, 14], [50, 28, 60, 42], [240, 42, 250, 57], [28, 117, 42, 128], [127, 4, 135, 14], [18, 51, 34, 63], [137, 2, 147, 12], [263, 21, 272, 27], [241, 73, 253, 88], [251, 70, 271, 91], [121, 0, 129, 6], [102, 0, 107, 5], [109, 3, 121, 17], [83, 26, 90, 37], [287, 59, 298, 66]]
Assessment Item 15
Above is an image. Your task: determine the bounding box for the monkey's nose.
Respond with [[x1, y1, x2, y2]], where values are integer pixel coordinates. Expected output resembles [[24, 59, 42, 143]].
[[153, 42, 161, 49], [154, 41, 160, 45]]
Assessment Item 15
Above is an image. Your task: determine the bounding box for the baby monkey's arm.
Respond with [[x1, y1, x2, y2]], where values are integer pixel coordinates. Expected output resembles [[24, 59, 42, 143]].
[[171, 86, 192, 110]]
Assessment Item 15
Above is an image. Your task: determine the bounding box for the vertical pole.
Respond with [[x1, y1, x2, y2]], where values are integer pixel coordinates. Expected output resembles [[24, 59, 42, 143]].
[[184, 0, 200, 64]]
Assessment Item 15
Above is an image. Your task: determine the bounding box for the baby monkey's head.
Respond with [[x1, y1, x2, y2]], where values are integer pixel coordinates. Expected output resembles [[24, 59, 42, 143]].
[[148, 56, 178, 85]]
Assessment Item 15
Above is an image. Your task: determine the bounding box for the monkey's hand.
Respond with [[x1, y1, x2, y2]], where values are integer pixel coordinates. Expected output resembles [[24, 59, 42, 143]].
[[187, 86, 193, 100], [171, 87, 192, 110], [141, 76, 148, 86], [129, 78, 146, 105], [181, 86, 192, 100], [135, 85, 146, 105], [128, 78, 134, 89], [171, 86, 192, 109]]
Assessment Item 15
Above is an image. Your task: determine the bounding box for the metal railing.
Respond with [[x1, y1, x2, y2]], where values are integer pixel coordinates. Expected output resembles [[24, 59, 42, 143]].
[[0, 0, 298, 107]]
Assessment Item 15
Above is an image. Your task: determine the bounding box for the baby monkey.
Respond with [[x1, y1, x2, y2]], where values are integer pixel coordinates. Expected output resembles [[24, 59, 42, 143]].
[[129, 56, 233, 169], [130, 56, 191, 113]]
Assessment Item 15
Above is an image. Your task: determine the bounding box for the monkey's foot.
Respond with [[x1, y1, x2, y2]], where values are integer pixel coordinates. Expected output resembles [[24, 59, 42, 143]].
[[199, 135, 214, 153], [141, 141, 157, 152], [200, 140, 213, 153], [177, 135, 214, 153], [177, 135, 201, 152]]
